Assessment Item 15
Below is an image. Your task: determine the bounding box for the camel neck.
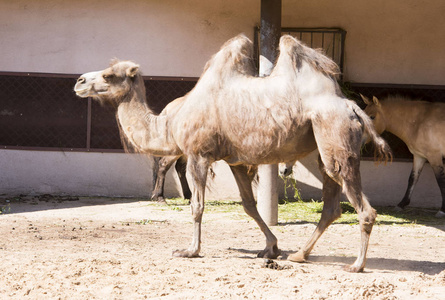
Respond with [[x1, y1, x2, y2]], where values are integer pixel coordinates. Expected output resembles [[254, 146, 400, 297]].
[[116, 93, 181, 156], [381, 100, 419, 143]]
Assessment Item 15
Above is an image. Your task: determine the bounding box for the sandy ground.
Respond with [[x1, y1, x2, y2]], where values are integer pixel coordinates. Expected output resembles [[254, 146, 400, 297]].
[[0, 197, 444, 300]]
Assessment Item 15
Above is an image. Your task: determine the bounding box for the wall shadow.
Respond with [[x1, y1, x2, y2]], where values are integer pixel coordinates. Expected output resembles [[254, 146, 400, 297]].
[[0, 195, 156, 215]]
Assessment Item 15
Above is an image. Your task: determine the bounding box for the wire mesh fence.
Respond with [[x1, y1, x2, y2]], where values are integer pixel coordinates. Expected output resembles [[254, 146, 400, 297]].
[[254, 27, 346, 75], [1, 75, 443, 159], [0, 73, 197, 152]]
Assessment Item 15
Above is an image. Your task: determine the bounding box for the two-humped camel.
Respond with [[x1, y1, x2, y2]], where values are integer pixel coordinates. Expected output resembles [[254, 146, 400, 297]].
[[74, 34, 391, 272]]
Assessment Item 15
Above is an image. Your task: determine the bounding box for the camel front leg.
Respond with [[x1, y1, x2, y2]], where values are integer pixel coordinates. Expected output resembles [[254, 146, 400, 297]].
[[230, 165, 280, 259], [397, 155, 426, 209], [288, 159, 342, 263], [172, 156, 208, 258]]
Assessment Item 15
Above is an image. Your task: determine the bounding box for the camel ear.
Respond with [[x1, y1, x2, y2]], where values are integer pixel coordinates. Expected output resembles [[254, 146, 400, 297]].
[[372, 96, 381, 107], [360, 94, 371, 105], [127, 64, 140, 78]]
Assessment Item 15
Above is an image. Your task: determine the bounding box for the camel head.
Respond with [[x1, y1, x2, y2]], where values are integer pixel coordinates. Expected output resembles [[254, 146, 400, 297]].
[[361, 94, 386, 134], [74, 60, 142, 105]]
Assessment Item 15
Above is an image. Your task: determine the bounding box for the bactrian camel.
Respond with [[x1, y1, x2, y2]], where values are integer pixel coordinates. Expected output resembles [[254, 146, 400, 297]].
[[74, 34, 391, 272]]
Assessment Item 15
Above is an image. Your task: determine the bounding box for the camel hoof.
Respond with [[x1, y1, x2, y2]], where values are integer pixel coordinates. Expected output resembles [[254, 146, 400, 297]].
[[288, 252, 306, 263], [394, 206, 404, 212], [172, 249, 199, 258], [154, 197, 167, 204], [257, 245, 281, 259], [343, 264, 364, 273], [435, 210, 445, 218]]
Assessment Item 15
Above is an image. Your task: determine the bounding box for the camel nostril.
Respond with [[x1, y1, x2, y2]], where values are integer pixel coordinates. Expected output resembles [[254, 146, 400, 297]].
[[77, 77, 86, 84]]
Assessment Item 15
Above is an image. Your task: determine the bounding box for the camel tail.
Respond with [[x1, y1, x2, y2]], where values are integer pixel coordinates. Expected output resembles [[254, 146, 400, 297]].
[[349, 101, 393, 164]]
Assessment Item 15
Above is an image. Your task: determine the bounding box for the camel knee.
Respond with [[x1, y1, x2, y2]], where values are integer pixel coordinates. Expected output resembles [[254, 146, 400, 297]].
[[359, 207, 377, 234]]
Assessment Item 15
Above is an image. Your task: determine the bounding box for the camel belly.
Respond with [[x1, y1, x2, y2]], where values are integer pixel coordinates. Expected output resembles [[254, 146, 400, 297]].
[[226, 130, 317, 165]]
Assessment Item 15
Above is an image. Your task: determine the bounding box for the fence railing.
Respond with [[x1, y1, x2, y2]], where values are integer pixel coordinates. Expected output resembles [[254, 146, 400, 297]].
[[254, 27, 347, 75]]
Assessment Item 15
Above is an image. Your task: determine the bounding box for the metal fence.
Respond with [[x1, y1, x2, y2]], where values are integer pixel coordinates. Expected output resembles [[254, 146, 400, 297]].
[[2, 71, 443, 160], [254, 27, 347, 74], [0, 72, 197, 152]]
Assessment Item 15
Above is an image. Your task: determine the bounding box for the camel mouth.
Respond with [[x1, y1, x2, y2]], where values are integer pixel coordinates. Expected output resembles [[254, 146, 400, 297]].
[[74, 85, 108, 98], [74, 87, 93, 98], [96, 89, 109, 95], [74, 88, 89, 97]]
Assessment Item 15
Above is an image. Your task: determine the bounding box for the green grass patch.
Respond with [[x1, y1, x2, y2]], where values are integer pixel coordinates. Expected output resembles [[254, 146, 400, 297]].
[[278, 200, 360, 224], [164, 197, 443, 226], [279, 199, 443, 226]]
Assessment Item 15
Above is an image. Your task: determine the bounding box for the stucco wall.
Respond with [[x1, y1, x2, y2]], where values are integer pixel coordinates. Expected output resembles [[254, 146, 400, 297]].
[[283, 0, 445, 85], [1, 149, 441, 210], [0, 150, 260, 201], [0, 0, 259, 76]]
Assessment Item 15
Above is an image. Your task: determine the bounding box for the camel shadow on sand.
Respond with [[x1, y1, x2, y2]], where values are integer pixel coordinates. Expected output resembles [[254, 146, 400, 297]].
[[230, 248, 445, 275]]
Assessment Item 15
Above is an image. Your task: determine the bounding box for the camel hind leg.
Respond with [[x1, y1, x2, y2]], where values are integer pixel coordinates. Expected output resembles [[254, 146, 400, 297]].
[[151, 156, 178, 203], [288, 156, 342, 263], [341, 157, 376, 272], [397, 155, 426, 210], [230, 164, 280, 258], [307, 114, 375, 272], [430, 158, 445, 217], [175, 156, 192, 200]]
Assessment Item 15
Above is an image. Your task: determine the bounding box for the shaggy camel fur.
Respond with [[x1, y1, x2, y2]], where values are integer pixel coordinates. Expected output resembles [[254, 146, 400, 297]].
[[363, 94, 445, 217], [75, 35, 390, 272]]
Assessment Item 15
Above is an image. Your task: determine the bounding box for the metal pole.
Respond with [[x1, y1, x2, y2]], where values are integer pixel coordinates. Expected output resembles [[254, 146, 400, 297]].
[[257, 0, 281, 226]]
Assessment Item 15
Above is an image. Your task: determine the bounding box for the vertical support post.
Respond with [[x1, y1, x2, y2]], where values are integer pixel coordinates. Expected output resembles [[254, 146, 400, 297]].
[[257, 0, 281, 226], [86, 97, 92, 151]]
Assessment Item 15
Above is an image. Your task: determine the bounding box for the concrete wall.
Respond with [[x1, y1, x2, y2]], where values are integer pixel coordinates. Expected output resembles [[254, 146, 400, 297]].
[[1, 0, 443, 83], [0, 150, 256, 201], [2, 149, 441, 210], [0, 0, 259, 76], [284, 0, 445, 85]]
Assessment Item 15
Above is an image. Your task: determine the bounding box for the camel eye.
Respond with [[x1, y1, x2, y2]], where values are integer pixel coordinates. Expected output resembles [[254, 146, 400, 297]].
[[103, 73, 115, 81], [370, 115, 376, 120]]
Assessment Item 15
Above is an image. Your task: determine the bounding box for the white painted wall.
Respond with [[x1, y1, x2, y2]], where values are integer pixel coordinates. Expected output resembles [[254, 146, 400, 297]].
[[2, 149, 441, 210], [0, 150, 253, 201], [1, 0, 443, 84], [283, 0, 445, 85], [0, 0, 259, 76], [0, 150, 155, 197]]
